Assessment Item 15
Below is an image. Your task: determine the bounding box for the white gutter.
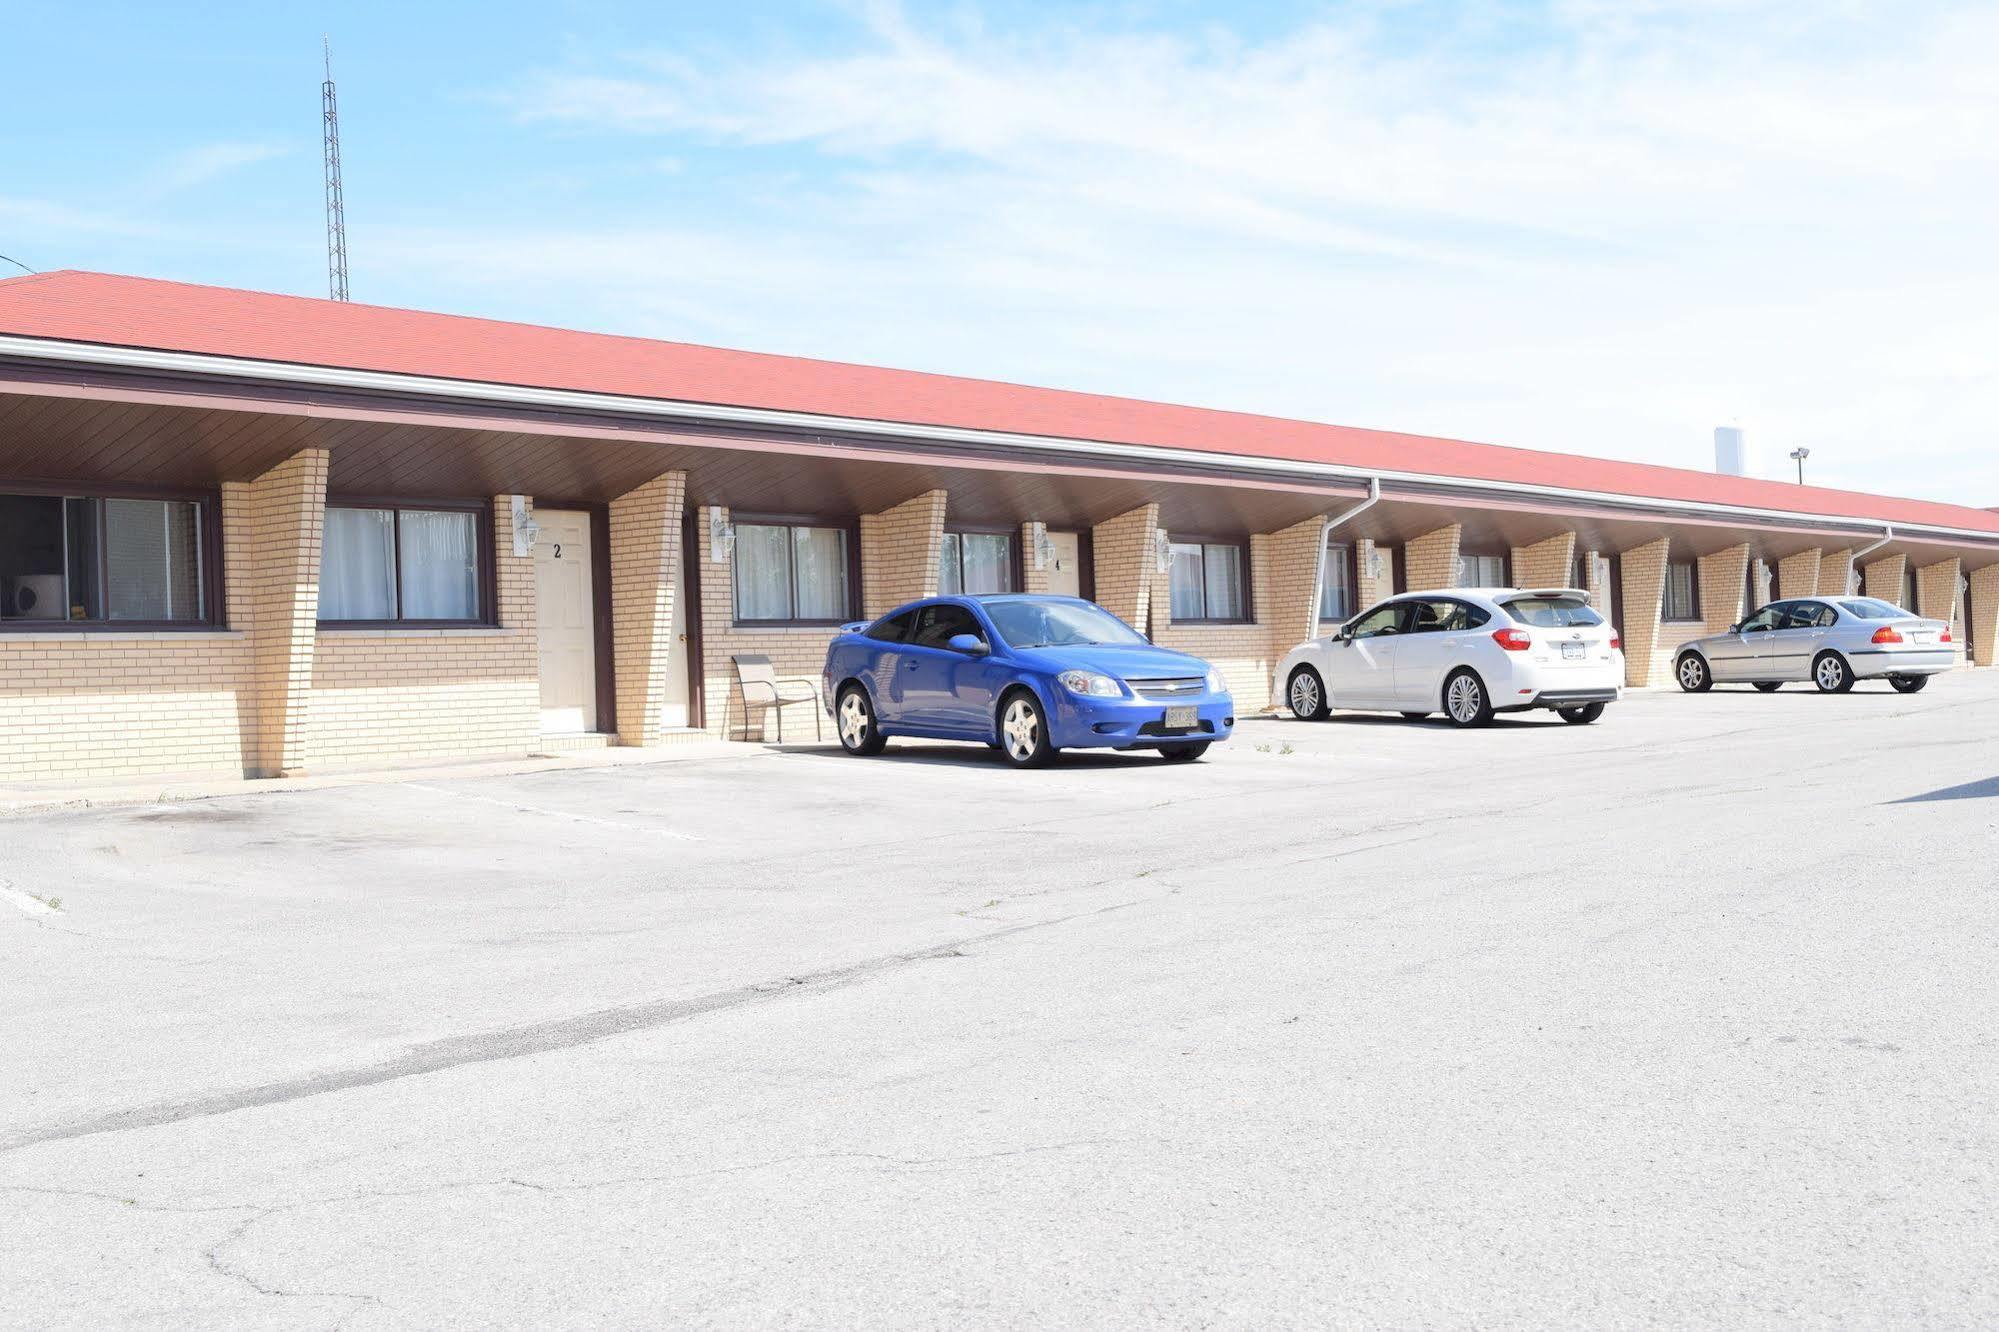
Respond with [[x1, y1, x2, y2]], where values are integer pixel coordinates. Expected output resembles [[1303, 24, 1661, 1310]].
[[5, 333, 1998, 546], [1850, 525, 1894, 563], [1308, 477, 1382, 634]]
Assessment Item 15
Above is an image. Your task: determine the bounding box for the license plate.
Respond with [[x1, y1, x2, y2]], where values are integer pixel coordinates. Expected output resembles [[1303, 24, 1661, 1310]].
[[1163, 705, 1198, 730], [1560, 643, 1587, 660], [1913, 632, 1935, 645]]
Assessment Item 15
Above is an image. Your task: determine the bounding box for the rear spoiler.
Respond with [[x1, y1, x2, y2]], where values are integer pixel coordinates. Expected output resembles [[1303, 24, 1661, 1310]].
[[1514, 588, 1593, 600], [838, 621, 871, 636]]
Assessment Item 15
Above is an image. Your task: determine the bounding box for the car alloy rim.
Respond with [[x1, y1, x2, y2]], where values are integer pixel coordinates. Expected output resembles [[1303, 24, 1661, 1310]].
[[1448, 676, 1480, 722], [1680, 658, 1703, 688], [1290, 673, 1319, 716], [1818, 658, 1842, 688], [1002, 698, 1039, 760], [838, 693, 869, 747]]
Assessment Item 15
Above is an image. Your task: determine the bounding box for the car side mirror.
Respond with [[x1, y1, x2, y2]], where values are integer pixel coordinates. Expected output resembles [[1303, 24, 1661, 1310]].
[[946, 633, 989, 655]]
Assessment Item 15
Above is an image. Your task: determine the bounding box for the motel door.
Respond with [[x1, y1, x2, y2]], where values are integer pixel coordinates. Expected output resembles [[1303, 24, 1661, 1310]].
[[1045, 531, 1083, 598], [534, 510, 597, 733]]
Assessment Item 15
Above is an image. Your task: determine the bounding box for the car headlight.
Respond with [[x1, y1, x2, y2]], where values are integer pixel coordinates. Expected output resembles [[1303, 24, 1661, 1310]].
[[1205, 665, 1229, 694], [1058, 669, 1123, 698]]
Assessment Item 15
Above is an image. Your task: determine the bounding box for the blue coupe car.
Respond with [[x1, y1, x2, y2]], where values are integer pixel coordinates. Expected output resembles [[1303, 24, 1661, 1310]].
[[821, 594, 1235, 767]]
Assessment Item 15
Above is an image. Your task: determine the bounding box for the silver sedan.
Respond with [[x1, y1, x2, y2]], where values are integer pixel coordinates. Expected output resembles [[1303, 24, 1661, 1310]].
[[1675, 596, 1955, 694]]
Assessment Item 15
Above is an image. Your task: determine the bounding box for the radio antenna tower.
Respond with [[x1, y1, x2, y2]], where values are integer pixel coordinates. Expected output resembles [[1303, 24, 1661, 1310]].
[[321, 36, 350, 301]]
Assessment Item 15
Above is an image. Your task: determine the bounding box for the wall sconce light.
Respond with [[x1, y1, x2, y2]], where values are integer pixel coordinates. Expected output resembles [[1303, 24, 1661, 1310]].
[[1366, 548, 1384, 579], [708, 509, 736, 564], [1153, 529, 1172, 574], [509, 495, 541, 558], [1033, 526, 1057, 572]]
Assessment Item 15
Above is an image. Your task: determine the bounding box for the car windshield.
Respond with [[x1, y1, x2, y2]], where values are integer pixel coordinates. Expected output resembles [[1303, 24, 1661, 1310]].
[[1838, 598, 1908, 619], [1500, 595, 1603, 628], [983, 598, 1148, 649]]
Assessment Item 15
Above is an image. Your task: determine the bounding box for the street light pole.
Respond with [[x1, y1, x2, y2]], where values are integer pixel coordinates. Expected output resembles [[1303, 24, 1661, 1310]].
[[1789, 446, 1811, 484]]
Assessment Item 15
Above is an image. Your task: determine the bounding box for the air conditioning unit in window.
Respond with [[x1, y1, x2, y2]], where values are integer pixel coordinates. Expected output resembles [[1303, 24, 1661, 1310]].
[[5, 575, 66, 620]]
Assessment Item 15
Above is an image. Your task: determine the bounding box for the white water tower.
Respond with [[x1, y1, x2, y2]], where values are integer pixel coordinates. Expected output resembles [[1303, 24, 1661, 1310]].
[[1714, 426, 1755, 477]]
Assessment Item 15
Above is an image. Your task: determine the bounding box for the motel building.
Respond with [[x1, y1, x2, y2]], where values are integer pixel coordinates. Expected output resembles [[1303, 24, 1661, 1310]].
[[1, 269, 1996, 786]]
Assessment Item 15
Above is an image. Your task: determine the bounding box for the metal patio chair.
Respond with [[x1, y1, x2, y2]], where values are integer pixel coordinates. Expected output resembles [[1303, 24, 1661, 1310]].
[[730, 654, 823, 743]]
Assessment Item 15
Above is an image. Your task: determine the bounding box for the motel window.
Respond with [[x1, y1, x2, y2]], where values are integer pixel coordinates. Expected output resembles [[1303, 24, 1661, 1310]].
[[732, 519, 854, 624], [938, 529, 1016, 596], [1457, 551, 1509, 587], [0, 491, 211, 627], [1168, 537, 1248, 623], [1663, 559, 1701, 622], [1319, 540, 1353, 622], [321, 502, 485, 624]]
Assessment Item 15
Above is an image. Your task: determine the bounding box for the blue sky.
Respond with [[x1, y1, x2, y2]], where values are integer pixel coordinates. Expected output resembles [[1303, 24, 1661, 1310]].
[[4, 1, 1996, 504]]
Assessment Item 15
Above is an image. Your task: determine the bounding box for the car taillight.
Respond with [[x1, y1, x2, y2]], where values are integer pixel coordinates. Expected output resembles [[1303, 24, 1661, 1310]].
[[1871, 626, 1903, 644], [1492, 627, 1532, 652], [1609, 632, 1622, 650], [1942, 628, 1954, 643]]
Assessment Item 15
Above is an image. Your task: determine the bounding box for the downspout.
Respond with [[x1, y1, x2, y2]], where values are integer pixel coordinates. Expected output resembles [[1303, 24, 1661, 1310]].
[[1308, 477, 1383, 637], [1850, 525, 1894, 594]]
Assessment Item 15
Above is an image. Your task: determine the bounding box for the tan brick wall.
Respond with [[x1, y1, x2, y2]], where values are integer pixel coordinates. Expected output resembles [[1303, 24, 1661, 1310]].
[[1969, 564, 1999, 668], [1403, 525, 1462, 592], [1510, 532, 1577, 590], [861, 490, 946, 618], [1863, 554, 1907, 605], [1618, 537, 1671, 687], [608, 472, 687, 746], [1151, 533, 1274, 704], [303, 496, 539, 769], [1698, 544, 1750, 635], [1915, 558, 1966, 665], [1091, 504, 1160, 632], [1816, 548, 1855, 597], [245, 449, 330, 775], [1778, 548, 1822, 599]]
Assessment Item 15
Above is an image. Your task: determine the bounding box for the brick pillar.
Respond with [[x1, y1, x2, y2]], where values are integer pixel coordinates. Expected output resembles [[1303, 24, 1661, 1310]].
[[1968, 564, 1999, 668], [1092, 504, 1161, 633], [239, 448, 329, 777], [1698, 544, 1751, 634], [1618, 537, 1671, 687], [1510, 532, 1577, 589], [1403, 525, 1462, 592], [1778, 548, 1822, 599], [1354, 537, 1393, 608], [1266, 514, 1330, 652], [1816, 548, 1855, 597], [1916, 559, 1964, 663], [1020, 522, 1052, 595], [1863, 554, 1906, 604], [608, 472, 686, 747], [860, 489, 947, 618]]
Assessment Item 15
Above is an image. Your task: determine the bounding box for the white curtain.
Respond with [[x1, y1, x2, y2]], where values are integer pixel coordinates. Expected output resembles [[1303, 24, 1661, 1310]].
[[1169, 544, 1205, 618], [1203, 543, 1244, 618], [734, 524, 793, 620], [792, 526, 848, 619], [961, 533, 1011, 594], [399, 509, 478, 620], [321, 507, 397, 620], [1320, 542, 1351, 620], [938, 533, 962, 595]]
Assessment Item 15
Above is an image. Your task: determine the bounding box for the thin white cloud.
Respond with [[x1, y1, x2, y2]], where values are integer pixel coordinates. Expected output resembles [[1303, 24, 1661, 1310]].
[[151, 141, 291, 193], [444, 1, 1999, 502]]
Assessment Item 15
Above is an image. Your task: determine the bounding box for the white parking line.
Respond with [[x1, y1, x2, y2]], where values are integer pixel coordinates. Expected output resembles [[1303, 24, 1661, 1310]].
[[405, 784, 700, 840], [1, 881, 59, 916]]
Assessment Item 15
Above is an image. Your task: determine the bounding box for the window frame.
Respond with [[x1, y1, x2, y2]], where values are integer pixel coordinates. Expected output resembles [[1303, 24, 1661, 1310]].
[[0, 481, 225, 633], [1662, 557, 1703, 623], [1166, 532, 1253, 625], [318, 495, 496, 629], [729, 511, 862, 628], [938, 523, 1023, 597]]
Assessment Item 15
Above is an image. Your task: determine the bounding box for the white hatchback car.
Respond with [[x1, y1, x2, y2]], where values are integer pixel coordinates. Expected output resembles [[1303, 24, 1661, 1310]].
[[1277, 588, 1625, 727]]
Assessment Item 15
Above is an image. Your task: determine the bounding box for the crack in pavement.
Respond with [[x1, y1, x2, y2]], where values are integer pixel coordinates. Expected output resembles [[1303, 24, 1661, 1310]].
[[0, 900, 1150, 1156]]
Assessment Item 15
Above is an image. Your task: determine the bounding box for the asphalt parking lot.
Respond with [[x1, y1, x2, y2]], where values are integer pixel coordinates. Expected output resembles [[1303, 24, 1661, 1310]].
[[3, 673, 1997, 1328]]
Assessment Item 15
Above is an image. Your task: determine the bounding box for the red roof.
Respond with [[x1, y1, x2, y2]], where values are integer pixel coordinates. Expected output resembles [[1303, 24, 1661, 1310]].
[[3, 269, 1995, 536]]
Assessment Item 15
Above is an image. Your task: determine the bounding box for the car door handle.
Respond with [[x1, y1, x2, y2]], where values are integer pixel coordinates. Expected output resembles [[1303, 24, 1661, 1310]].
[[905, 660, 920, 670]]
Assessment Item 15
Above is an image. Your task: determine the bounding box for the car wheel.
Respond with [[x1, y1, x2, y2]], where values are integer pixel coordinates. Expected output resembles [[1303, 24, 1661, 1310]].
[[1286, 666, 1329, 721], [1676, 653, 1712, 693], [1400, 711, 1429, 721], [1812, 651, 1855, 693], [1558, 702, 1606, 724], [1752, 681, 1782, 693], [1890, 674, 1929, 694], [997, 689, 1056, 768], [835, 685, 887, 756], [1442, 669, 1494, 728], [1158, 743, 1210, 763]]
